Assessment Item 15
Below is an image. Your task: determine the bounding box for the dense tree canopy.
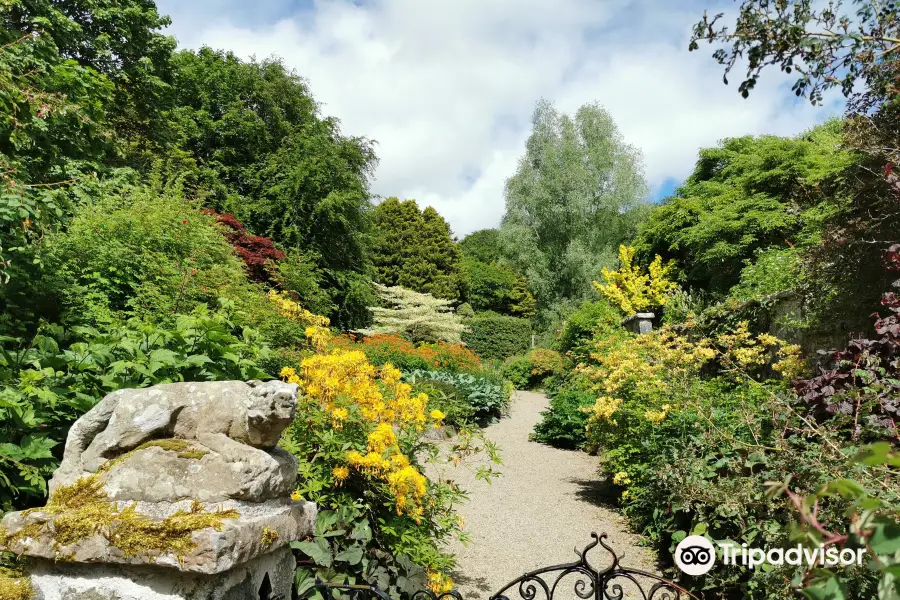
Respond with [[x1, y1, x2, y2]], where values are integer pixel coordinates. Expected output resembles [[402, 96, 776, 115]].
[[371, 197, 462, 300], [460, 258, 535, 317], [635, 120, 855, 293], [4, 0, 176, 148], [500, 100, 648, 322], [459, 229, 502, 264]]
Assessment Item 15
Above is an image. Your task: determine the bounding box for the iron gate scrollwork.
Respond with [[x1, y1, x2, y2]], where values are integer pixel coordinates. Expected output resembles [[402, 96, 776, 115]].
[[296, 532, 698, 600]]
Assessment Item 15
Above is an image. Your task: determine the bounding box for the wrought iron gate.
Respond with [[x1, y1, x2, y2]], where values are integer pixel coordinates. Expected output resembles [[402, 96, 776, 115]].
[[297, 532, 699, 600]]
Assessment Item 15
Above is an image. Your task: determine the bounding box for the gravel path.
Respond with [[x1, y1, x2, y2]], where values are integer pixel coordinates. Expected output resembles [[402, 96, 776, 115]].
[[427, 391, 658, 600]]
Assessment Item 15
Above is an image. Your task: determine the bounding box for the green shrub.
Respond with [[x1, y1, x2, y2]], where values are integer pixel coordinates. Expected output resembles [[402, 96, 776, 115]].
[[728, 246, 803, 302], [501, 355, 532, 389], [530, 387, 595, 449], [462, 312, 531, 360], [0, 301, 270, 511], [501, 349, 565, 390], [39, 187, 316, 352], [576, 323, 891, 598], [409, 379, 475, 427], [455, 302, 475, 318], [553, 300, 624, 361], [403, 370, 511, 424], [43, 188, 249, 324]]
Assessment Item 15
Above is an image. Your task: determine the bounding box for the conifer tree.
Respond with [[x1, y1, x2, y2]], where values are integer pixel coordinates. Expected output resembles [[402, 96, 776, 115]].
[[371, 198, 462, 300]]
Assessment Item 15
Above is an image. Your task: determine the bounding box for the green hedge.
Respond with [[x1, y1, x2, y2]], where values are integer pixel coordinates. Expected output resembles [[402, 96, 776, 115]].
[[462, 312, 531, 360]]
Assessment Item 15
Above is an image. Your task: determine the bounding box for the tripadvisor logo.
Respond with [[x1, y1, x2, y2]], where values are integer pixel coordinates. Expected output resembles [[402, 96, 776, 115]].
[[674, 536, 867, 576], [674, 536, 716, 576]]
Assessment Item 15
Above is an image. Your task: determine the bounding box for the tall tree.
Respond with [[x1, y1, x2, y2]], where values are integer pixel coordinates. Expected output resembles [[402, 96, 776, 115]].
[[4, 0, 176, 152], [691, 1, 900, 331], [499, 100, 648, 322], [459, 229, 502, 264], [635, 120, 855, 293], [159, 48, 378, 329], [460, 258, 535, 317], [371, 198, 462, 300]]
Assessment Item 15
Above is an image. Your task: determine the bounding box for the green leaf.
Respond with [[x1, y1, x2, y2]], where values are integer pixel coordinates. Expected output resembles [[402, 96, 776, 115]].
[[290, 540, 333, 568], [869, 520, 900, 555], [334, 546, 364, 566]]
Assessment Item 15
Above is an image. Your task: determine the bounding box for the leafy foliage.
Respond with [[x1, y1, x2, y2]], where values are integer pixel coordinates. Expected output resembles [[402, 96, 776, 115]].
[[207, 211, 284, 284], [330, 334, 483, 374], [594, 246, 677, 315], [501, 349, 564, 390], [403, 369, 512, 425], [530, 387, 596, 450], [793, 245, 900, 442], [281, 334, 501, 597], [0, 301, 270, 511], [773, 443, 900, 600], [689, 0, 900, 108], [39, 187, 252, 324], [553, 299, 625, 361], [458, 229, 502, 264], [460, 258, 535, 317], [461, 312, 532, 361], [572, 320, 893, 598], [635, 121, 854, 294], [358, 284, 469, 344], [371, 198, 462, 300], [500, 100, 649, 324], [162, 47, 378, 329]]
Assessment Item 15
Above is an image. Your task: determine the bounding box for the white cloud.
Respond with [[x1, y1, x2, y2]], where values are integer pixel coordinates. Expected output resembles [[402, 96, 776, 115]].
[[156, 0, 842, 238]]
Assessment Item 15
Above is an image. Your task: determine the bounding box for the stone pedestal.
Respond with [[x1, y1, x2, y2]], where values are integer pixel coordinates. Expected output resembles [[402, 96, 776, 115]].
[[622, 312, 655, 335], [26, 546, 296, 600], [0, 380, 316, 600]]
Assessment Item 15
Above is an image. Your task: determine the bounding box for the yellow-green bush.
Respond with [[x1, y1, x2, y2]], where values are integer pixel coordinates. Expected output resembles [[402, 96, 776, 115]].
[[593, 245, 677, 315], [575, 321, 892, 598]]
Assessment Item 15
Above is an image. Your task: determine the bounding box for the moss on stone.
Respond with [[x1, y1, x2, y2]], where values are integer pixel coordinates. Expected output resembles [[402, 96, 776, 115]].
[[98, 439, 210, 475], [4, 476, 238, 562], [260, 527, 279, 546], [0, 567, 33, 600], [133, 439, 209, 460]]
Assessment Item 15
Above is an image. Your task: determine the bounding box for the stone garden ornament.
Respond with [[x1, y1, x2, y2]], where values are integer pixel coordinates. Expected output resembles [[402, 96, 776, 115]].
[[0, 379, 316, 600]]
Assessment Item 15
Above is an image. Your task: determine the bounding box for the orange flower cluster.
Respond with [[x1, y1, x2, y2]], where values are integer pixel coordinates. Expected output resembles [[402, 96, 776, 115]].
[[329, 334, 482, 372]]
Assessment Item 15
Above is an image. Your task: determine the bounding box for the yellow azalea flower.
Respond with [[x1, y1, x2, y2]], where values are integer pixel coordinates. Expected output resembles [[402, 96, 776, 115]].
[[612, 471, 631, 486], [280, 366, 296, 379], [332, 466, 350, 482], [290, 490, 303, 502], [367, 423, 397, 454], [644, 408, 668, 425]]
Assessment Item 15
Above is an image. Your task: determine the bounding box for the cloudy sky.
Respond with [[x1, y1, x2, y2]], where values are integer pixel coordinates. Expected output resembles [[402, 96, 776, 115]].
[[154, 0, 844, 238]]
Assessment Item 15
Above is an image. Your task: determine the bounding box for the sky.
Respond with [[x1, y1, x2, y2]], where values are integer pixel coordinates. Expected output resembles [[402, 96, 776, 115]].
[[154, 0, 844, 238]]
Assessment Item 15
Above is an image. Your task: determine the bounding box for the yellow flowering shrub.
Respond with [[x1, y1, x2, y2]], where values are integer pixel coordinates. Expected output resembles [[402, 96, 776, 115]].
[[577, 321, 807, 503], [281, 316, 501, 596], [593, 245, 678, 315], [268, 290, 332, 350]]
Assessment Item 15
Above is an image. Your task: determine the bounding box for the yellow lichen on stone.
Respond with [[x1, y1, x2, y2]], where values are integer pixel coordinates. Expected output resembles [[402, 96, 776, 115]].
[[0, 567, 33, 600], [133, 439, 210, 460], [4, 476, 239, 562], [98, 439, 210, 475], [260, 527, 279, 546]]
